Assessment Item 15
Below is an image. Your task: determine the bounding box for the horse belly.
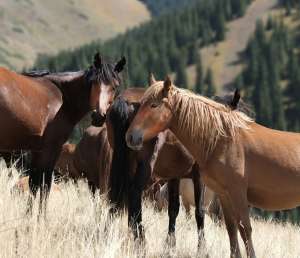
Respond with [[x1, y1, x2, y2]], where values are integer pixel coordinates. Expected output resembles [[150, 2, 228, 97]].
[[247, 166, 300, 210]]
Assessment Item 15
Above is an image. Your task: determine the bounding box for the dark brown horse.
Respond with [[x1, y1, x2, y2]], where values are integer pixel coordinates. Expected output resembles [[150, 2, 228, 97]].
[[106, 85, 241, 247], [55, 125, 112, 194], [0, 53, 126, 214]]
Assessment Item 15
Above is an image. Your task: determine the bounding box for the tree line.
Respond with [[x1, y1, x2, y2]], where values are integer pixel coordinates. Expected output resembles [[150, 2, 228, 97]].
[[34, 0, 252, 90], [139, 0, 197, 16]]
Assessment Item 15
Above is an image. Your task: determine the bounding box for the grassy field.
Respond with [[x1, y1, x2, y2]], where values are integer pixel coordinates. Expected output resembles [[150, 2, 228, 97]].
[[0, 162, 299, 258], [0, 0, 150, 70]]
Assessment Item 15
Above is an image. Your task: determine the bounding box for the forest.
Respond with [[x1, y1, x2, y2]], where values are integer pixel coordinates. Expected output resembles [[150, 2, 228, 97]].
[[34, 0, 251, 88]]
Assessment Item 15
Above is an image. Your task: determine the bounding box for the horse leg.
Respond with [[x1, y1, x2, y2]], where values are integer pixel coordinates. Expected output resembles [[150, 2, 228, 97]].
[[39, 168, 53, 215], [166, 178, 180, 247], [219, 195, 242, 258], [88, 181, 97, 197], [27, 166, 42, 215], [228, 191, 256, 258], [182, 199, 191, 218], [128, 161, 149, 241], [192, 165, 205, 249], [27, 149, 59, 216]]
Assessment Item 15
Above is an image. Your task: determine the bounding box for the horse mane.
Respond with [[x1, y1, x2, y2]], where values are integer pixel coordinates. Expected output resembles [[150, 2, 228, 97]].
[[108, 96, 132, 210], [23, 58, 121, 87], [142, 82, 253, 161]]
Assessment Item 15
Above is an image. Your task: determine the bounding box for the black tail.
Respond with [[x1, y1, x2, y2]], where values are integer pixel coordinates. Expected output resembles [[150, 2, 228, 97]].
[[108, 97, 133, 210]]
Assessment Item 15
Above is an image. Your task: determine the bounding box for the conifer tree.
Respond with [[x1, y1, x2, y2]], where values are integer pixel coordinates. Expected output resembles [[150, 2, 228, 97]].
[[175, 57, 188, 88], [205, 68, 216, 97], [195, 53, 204, 94]]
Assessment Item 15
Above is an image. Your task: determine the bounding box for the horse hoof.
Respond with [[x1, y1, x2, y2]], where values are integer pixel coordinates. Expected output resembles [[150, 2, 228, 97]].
[[166, 234, 176, 247]]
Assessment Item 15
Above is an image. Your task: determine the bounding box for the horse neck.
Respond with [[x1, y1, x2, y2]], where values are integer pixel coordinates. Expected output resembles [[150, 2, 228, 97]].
[[168, 104, 210, 167], [58, 74, 90, 124]]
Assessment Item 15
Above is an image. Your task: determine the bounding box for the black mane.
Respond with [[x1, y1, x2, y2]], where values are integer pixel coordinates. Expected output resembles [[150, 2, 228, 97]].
[[108, 96, 133, 210], [23, 55, 123, 89]]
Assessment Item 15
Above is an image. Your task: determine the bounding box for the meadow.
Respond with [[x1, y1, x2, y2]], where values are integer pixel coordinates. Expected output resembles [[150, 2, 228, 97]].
[[0, 162, 299, 258]]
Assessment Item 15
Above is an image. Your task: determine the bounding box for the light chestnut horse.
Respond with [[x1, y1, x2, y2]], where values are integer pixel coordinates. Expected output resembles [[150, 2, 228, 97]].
[[125, 76, 300, 258]]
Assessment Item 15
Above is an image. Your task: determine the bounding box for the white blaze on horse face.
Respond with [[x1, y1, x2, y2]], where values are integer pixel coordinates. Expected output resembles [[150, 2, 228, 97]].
[[98, 83, 114, 116]]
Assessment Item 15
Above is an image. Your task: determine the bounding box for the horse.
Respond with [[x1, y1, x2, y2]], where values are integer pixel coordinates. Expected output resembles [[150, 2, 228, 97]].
[[55, 125, 112, 194], [107, 85, 241, 247], [106, 88, 205, 246], [155, 179, 222, 221], [0, 52, 126, 214], [125, 75, 300, 258]]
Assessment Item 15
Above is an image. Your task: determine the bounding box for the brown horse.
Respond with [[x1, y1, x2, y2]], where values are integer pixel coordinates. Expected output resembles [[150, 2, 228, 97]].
[[55, 125, 112, 194], [0, 53, 125, 214], [106, 86, 242, 247], [155, 179, 222, 221], [125, 76, 300, 258], [106, 88, 207, 246]]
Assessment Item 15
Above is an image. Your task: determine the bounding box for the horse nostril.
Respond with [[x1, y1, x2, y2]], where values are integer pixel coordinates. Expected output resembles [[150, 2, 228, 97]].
[[127, 129, 143, 148], [129, 134, 134, 145]]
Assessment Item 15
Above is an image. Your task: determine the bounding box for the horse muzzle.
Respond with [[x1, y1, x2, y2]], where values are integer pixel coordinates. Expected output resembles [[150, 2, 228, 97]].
[[126, 129, 143, 151], [91, 110, 106, 127]]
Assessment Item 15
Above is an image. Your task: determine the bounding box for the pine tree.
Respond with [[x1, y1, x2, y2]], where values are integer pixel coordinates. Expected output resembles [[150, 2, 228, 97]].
[[187, 43, 198, 65], [215, 2, 226, 41], [285, 52, 300, 130], [267, 40, 286, 130], [252, 59, 273, 126], [268, 60, 286, 130], [175, 57, 188, 88], [195, 53, 204, 94], [266, 16, 274, 31], [234, 74, 244, 90], [205, 68, 216, 97]]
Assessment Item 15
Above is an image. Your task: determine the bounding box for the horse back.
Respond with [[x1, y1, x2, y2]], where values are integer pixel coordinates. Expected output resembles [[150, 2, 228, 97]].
[[0, 68, 63, 149]]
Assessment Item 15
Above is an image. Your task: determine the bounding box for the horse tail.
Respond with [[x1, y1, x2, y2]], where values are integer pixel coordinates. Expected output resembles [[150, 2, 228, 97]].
[[108, 96, 131, 210]]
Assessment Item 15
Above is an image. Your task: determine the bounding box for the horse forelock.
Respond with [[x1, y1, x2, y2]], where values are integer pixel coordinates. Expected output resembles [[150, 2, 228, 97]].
[[109, 96, 131, 128], [143, 82, 253, 161], [86, 61, 121, 87]]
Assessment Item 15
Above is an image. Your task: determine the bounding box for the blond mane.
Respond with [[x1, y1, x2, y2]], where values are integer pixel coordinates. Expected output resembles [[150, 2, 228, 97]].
[[142, 81, 253, 161]]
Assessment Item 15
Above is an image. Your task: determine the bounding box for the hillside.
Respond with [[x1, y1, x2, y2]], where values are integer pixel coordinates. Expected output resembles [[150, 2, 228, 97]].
[[0, 0, 150, 70], [186, 0, 279, 91], [33, 0, 253, 85], [1, 166, 300, 257]]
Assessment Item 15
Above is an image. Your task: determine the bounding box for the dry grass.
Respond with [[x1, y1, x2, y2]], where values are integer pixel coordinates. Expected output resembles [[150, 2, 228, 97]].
[[0, 162, 299, 258]]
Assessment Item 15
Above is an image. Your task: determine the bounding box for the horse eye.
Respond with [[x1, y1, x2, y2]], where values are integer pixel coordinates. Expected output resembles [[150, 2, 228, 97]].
[[151, 103, 159, 108]]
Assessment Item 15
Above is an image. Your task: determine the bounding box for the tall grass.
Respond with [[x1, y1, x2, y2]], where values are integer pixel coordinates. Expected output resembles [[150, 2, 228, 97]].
[[0, 162, 299, 257]]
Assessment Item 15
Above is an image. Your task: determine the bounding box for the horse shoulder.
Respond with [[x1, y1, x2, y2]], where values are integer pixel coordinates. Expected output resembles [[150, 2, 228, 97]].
[[0, 68, 63, 137]]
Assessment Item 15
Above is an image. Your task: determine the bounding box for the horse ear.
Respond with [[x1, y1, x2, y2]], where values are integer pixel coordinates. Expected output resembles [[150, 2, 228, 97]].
[[94, 52, 102, 69], [163, 75, 172, 96], [114, 56, 126, 73], [148, 73, 156, 85], [230, 88, 241, 110]]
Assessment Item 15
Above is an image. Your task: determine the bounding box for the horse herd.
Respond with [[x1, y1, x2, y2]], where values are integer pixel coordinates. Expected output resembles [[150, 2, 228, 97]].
[[1, 53, 300, 258]]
